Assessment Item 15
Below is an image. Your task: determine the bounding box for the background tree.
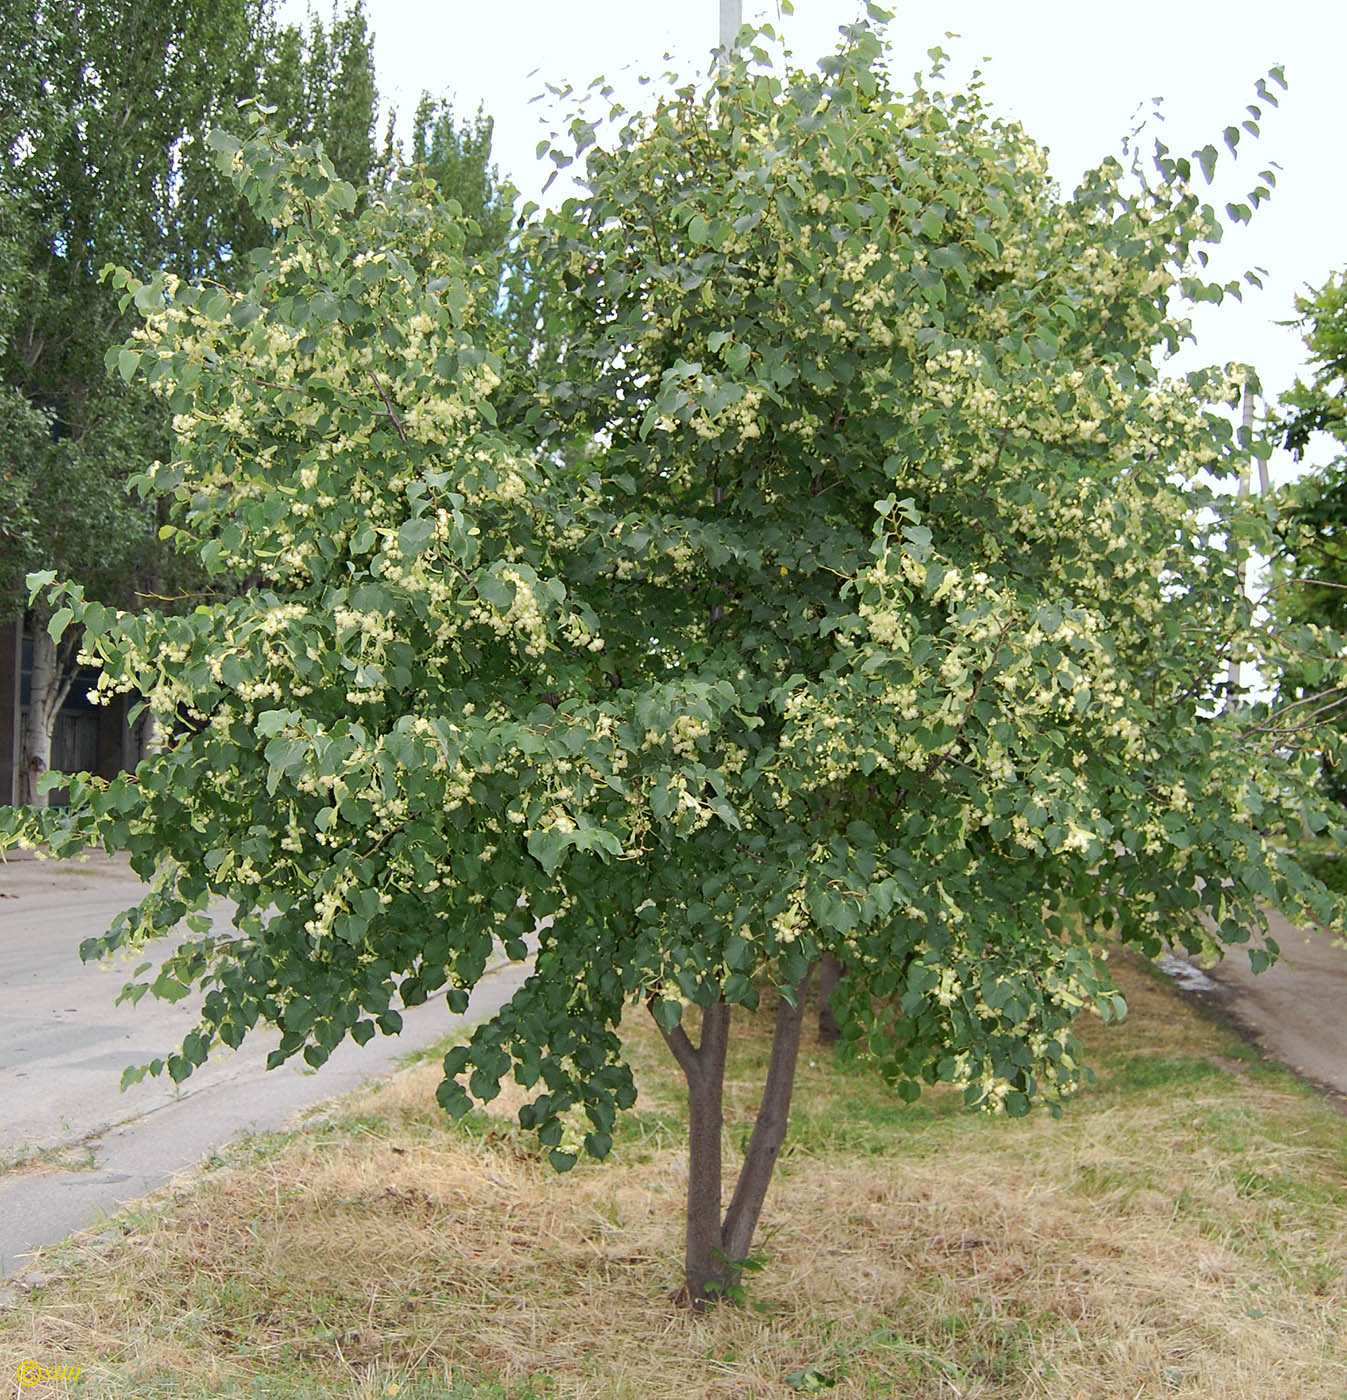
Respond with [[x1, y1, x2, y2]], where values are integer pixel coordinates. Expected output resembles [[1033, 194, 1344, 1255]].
[[0, 0, 382, 802], [1272, 270, 1347, 631], [1281, 271, 1347, 465], [5, 14, 1343, 1310], [1265, 270, 1347, 819], [0, 199, 46, 619], [409, 96, 513, 262], [259, 2, 382, 199]]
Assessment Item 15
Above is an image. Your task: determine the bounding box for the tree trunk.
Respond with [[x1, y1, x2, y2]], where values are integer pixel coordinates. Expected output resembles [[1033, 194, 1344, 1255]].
[[651, 971, 812, 1310], [19, 617, 78, 807], [682, 1002, 730, 1306], [128, 711, 163, 767], [816, 952, 843, 1045], [720, 978, 808, 1269]]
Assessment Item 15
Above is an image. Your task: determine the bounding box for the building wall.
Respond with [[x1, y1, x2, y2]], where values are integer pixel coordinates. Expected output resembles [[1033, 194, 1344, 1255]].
[[0, 616, 130, 806]]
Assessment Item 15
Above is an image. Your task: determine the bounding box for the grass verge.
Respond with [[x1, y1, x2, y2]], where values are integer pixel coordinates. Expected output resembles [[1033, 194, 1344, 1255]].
[[1, 952, 1344, 1399], [0, 1141, 98, 1182]]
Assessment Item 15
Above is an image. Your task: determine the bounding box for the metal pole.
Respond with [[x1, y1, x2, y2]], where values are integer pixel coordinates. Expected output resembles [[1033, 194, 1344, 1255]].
[[1226, 384, 1258, 710], [720, 0, 742, 53]]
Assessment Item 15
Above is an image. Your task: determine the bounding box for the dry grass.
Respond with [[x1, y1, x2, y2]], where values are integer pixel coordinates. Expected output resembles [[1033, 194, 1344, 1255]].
[[1, 953, 1344, 1399]]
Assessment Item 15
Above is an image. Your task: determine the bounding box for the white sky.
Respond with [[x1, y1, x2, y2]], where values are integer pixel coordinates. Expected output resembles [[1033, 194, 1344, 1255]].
[[282, 0, 1347, 484]]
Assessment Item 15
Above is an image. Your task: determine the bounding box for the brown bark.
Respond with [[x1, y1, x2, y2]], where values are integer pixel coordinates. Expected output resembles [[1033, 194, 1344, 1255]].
[[683, 1002, 730, 1306], [720, 977, 809, 1269], [651, 971, 812, 1310], [816, 952, 843, 1045], [653, 998, 731, 1308]]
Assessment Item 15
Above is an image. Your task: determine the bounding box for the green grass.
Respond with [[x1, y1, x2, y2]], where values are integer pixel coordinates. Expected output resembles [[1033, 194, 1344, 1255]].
[[0, 1140, 97, 1180]]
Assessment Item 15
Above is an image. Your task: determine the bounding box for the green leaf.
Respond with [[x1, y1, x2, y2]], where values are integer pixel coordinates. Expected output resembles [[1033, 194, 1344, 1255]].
[[652, 998, 683, 1032], [477, 573, 515, 610], [255, 710, 297, 738], [527, 826, 567, 875], [398, 517, 436, 556], [584, 1131, 612, 1159]]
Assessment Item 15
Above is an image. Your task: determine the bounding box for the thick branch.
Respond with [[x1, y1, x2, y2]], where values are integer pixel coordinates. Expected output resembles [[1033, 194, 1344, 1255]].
[[816, 952, 843, 1045], [664, 999, 732, 1310], [720, 972, 810, 1268], [648, 993, 701, 1082]]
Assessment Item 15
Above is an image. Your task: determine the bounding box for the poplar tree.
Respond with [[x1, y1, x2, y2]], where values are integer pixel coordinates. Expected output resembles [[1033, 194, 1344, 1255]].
[[0, 0, 381, 800]]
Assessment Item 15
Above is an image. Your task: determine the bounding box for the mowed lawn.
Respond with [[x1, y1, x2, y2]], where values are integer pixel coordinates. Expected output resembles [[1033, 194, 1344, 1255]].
[[1, 951, 1344, 1399]]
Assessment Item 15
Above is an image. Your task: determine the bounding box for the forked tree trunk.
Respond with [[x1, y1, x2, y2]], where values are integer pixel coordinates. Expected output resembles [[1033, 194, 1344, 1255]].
[[20, 616, 79, 807], [652, 971, 811, 1309]]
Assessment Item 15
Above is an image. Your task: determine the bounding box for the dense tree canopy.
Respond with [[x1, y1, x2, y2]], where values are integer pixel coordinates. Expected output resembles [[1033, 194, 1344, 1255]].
[[4, 12, 1343, 1305], [410, 97, 513, 263], [259, 1, 382, 201], [0, 0, 386, 809]]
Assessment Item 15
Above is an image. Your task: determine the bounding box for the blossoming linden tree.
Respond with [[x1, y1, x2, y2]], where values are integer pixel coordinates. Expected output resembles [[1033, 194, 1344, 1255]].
[[4, 12, 1343, 1307]]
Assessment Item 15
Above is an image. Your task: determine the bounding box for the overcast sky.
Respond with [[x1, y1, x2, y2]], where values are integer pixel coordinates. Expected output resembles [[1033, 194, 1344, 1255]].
[[280, 1, 1346, 483]]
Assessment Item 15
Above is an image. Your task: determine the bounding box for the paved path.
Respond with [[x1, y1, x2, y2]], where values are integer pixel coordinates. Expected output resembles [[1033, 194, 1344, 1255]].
[[0, 852, 531, 1275], [1162, 908, 1347, 1107]]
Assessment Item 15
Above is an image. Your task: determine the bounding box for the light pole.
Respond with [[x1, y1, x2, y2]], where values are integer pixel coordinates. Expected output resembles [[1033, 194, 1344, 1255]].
[[720, 0, 742, 54], [1226, 384, 1265, 711]]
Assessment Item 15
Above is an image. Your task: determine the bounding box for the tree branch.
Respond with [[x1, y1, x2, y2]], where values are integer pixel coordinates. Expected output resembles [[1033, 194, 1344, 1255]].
[[648, 993, 701, 1082], [368, 370, 407, 442], [720, 972, 809, 1266]]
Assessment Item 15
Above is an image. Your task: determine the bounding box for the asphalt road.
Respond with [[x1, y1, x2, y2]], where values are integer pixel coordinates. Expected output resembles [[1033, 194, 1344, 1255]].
[[0, 851, 531, 1276], [1166, 908, 1347, 1107]]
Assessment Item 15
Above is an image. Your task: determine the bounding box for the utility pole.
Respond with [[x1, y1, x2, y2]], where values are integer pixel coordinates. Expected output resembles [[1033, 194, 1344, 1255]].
[[1226, 383, 1261, 711], [720, 0, 742, 55]]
